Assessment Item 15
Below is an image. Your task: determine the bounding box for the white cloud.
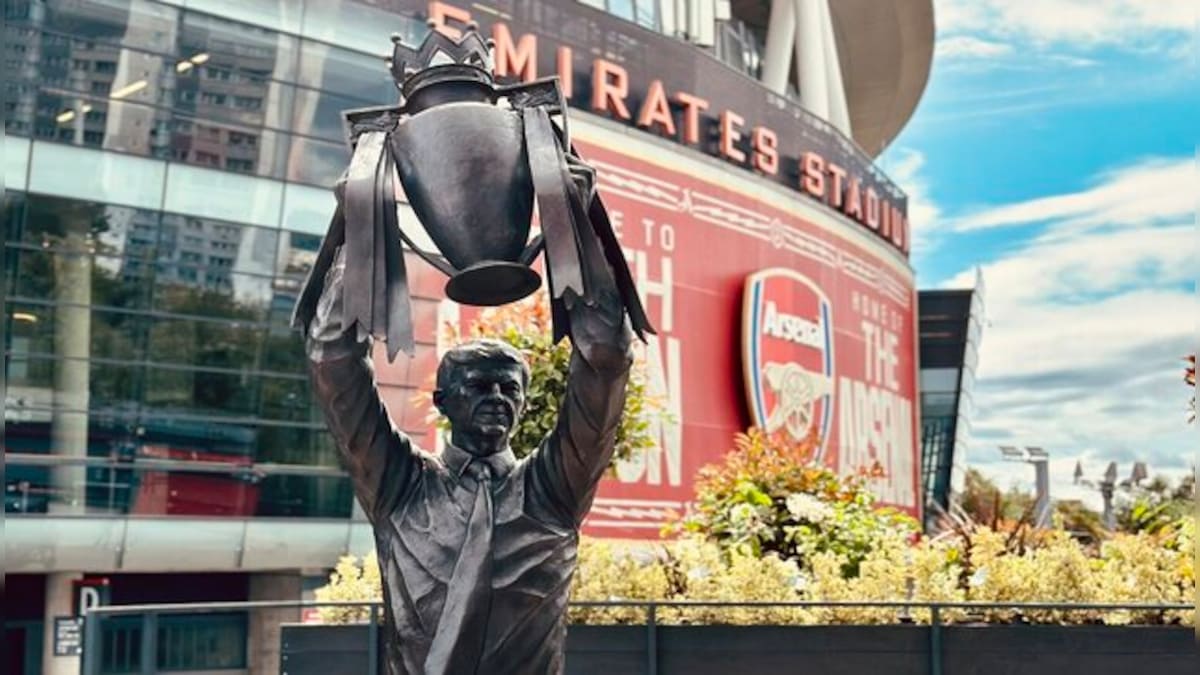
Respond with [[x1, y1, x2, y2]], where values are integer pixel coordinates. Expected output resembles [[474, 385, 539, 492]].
[[936, 0, 1195, 49], [883, 149, 942, 259], [938, 155, 1196, 510], [936, 36, 1013, 59], [952, 158, 1194, 233]]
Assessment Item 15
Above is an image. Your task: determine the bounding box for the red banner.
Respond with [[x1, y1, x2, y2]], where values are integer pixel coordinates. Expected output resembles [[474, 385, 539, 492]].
[[570, 137, 921, 538]]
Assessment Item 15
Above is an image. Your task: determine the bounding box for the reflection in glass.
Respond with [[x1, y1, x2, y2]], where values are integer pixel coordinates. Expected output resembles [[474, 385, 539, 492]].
[[11, 248, 158, 314], [146, 316, 264, 368], [158, 214, 280, 278], [161, 116, 290, 179], [29, 143, 166, 211], [301, 1, 427, 56], [180, 9, 299, 84], [162, 162, 283, 227], [31, 0, 181, 53], [297, 41, 396, 103], [286, 136, 349, 187], [143, 364, 261, 419], [290, 87, 364, 141], [19, 195, 160, 259], [3, 190, 28, 245]]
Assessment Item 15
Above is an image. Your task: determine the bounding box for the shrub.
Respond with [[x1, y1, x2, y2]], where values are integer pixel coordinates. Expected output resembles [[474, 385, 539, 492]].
[[314, 519, 1194, 627], [670, 428, 920, 577]]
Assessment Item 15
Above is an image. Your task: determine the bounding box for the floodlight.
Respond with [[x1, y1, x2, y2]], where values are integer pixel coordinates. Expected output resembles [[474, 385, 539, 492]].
[[998, 445, 1024, 460], [1102, 462, 1118, 484]]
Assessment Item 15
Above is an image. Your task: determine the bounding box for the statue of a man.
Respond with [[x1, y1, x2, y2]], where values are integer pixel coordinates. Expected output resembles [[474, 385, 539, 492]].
[[306, 239, 631, 673]]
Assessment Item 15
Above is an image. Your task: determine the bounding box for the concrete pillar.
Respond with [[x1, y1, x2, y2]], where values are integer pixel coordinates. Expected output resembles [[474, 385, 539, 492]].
[[819, 0, 852, 136], [247, 573, 301, 675], [49, 224, 92, 515], [795, 0, 830, 119], [42, 572, 83, 675], [760, 0, 796, 93]]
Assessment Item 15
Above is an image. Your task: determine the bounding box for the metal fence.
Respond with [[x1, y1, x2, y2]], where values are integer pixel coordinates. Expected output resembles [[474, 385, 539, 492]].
[[81, 599, 1191, 675]]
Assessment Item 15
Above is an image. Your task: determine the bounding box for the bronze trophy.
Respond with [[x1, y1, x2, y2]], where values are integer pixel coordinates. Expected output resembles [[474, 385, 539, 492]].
[[293, 22, 652, 360]]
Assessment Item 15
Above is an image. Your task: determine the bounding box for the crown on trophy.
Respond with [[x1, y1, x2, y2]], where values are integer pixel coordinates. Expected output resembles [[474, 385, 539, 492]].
[[388, 21, 495, 89]]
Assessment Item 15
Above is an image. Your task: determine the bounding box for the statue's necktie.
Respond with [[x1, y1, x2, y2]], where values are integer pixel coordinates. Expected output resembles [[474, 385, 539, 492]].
[[425, 461, 494, 675]]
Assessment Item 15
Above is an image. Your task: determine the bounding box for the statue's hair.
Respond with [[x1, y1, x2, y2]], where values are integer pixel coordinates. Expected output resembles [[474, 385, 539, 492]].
[[435, 339, 530, 391]]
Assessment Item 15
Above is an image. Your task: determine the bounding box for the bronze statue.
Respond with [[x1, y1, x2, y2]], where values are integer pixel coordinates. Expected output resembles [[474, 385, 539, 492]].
[[293, 22, 651, 675]]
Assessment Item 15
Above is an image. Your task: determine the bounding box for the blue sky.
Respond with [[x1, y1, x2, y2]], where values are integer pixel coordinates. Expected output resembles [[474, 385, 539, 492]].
[[878, 0, 1197, 508]]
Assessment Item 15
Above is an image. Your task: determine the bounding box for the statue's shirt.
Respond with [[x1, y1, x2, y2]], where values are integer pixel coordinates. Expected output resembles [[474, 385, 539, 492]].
[[310, 344, 630, 675]]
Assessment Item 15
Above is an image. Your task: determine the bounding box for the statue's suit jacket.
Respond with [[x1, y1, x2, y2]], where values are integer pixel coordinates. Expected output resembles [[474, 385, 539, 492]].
[[309, 308, 631, 674]]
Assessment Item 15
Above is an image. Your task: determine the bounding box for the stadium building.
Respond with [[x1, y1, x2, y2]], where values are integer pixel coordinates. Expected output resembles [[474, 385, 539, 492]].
[[3, 1, 934, 672]]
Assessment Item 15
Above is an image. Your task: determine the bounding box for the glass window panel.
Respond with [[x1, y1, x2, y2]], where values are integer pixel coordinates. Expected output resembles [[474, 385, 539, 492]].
[[9, 248, 156, 311], [5, 135, 30, 189], [296, 41, 396, 103], [258, 375, 317, 423], [162, 162, 281, 227], [29, 141, 166, 210], [4, 358, 141, 418], [180, 9, 299, 83], [160, 115, 290, 179], [28, 87, 166, 157], [4, 190, 27, 244], [301, 1, 427, 55], [184, 0, 303, 35], [608, 0, 636, 21], [254, 425, 338, 466], [919, 367, 959, 393], [260, 324, 306, 375], [172, 64, 296, 132], [635, 0, 659, 29], [5, 301, 148, 362], [285, 135, 348, 187], [257, 474, 352, 518], [31, 0, 181, 53], [146, 316, 264, 371], [152, 268, 275, 322], [290, 87, 362, 141], [156, 613, 247, 670], [157, 215, 280, 277], [24, 36, 175, 119], [142, 364, 261, 418], [276, 228, 322, 277], [280, 182, 336, 236], [21, 195, 160, 259]]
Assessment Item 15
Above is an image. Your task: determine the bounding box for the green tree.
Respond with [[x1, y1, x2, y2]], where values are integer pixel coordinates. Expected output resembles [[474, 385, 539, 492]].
[[431, 295, 665, 466]]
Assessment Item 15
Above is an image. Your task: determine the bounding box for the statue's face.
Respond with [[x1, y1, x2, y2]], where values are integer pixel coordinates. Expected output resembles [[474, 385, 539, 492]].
[[437, 362, 526, 444]]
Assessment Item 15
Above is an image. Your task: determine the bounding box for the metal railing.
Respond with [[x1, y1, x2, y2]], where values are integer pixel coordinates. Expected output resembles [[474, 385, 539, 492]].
[[81, 599, 1191, 675]]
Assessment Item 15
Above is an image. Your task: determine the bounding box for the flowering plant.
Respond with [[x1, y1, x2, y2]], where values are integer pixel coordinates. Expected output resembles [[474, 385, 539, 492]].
[[669, 428, 919, 577]]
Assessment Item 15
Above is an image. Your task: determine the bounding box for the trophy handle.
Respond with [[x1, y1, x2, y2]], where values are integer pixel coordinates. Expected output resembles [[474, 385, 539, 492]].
[[518, 234, 545, 266], [392, 213, 458, 278]]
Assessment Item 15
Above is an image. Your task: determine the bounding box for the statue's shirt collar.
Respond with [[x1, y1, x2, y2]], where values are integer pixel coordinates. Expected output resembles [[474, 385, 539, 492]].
[[439, 442, 517, 481]]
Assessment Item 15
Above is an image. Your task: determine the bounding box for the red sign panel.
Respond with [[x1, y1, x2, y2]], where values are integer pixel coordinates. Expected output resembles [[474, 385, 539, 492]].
[[565, 134, 921, 538]]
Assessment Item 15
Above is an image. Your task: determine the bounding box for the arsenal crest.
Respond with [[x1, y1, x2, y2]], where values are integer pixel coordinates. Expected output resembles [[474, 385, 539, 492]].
[[742, 269, 835, 458]]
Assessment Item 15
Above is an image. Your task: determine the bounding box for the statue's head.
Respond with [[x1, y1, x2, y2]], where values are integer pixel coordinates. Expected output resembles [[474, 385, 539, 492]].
[[433, 339, 529, 450]]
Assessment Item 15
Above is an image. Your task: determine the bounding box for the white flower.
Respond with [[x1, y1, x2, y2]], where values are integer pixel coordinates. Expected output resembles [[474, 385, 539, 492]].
[[969, 567, 988, 587], [729, 503, 757, 523], [786, 493, 834, 524]]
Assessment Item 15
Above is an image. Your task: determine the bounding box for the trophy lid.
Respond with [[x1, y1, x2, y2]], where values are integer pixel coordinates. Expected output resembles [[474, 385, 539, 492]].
[[388, 22, 496, 101]]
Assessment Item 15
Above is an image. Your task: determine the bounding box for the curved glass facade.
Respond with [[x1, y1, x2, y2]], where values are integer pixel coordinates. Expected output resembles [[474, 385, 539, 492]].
[[1, 0, 454, 519]]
